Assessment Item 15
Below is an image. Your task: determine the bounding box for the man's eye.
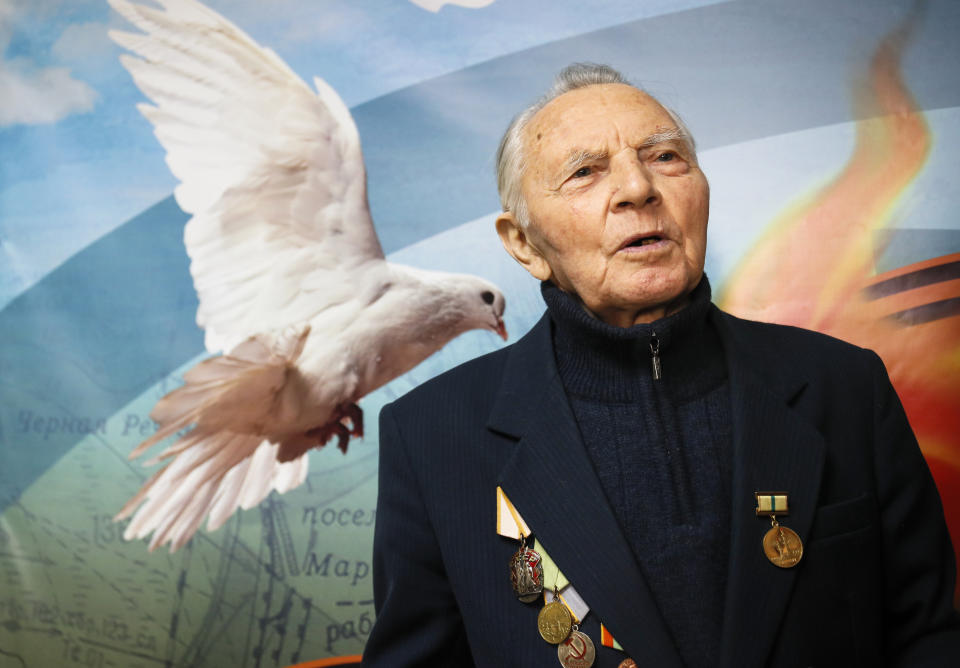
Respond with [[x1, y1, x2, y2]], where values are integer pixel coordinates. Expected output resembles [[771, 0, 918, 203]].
[[572, 166, 592, 178], [656, 151, 676, 162]]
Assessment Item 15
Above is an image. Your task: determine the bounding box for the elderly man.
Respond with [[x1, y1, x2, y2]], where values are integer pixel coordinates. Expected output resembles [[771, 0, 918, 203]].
[[362, 63, 960, 667]]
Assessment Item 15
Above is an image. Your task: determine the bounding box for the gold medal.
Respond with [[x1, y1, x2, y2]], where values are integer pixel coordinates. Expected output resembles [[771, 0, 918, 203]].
[[509, 537, 544, 603], [762, 520, 803, 568], [617, 660, 637, 668], [756, 491, 803, 568], [538, 600, 572, 644], [557, 628, 595, 667]]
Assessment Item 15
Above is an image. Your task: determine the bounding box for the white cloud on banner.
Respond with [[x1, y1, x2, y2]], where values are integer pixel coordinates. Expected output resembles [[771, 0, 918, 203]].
[[51, 20, 114, 64], [0, 60, 99, 125], [0, 3, 102, 126]]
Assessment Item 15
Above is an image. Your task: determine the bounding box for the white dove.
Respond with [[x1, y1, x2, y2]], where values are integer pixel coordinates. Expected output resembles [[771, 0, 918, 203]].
[[109, 0, 507, 551]]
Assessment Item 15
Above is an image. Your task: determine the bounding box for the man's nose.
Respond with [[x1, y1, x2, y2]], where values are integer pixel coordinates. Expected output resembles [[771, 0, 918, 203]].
[[611, 158, 659, 211]]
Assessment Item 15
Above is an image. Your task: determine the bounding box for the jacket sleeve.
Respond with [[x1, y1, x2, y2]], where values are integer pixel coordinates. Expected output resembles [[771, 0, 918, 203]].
[[868, 351, 960, 665], [362, 402, 474, 667]]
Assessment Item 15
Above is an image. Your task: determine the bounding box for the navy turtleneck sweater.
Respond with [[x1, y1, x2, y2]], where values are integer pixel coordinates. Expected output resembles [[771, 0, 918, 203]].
[[542, 277, 733, 668]]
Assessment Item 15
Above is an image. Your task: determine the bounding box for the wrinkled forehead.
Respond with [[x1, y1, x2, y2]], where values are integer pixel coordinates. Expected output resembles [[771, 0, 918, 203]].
[[523, 84, 679, 167]]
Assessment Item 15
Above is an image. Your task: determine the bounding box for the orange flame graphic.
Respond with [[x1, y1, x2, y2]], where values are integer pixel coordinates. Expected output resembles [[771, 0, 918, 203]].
[[719, 11, 960, 596]]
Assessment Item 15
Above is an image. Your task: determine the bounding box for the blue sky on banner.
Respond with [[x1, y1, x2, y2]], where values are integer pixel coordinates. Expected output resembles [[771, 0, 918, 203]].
[[0, 0, 726, 308]]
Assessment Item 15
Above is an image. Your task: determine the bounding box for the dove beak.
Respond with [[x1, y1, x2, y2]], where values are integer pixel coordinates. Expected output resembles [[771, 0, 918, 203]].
[[494, 318, 508, 341]]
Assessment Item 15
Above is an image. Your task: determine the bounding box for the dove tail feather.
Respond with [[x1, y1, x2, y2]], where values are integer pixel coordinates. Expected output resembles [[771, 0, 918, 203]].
[[143, 429, 206, 467], [274, 455, 309, 494], [120, 430, 310, 551], [148, 377, 231, 424], [114, 465, 168, 521], [133, 345, 294, 463], [124, 432, 255, 547], [152, 478, 220, 552], [119, 327, 315, 550], [205, 454, 253, 532], [128, 408, 204, 460], [237, 440, 282, 510], [123, 440, 219, 541]]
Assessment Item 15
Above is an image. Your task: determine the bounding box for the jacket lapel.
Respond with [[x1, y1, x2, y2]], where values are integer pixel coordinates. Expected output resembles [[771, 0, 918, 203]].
[[712, 311, 826, 668], [488, 315, 684, 668]]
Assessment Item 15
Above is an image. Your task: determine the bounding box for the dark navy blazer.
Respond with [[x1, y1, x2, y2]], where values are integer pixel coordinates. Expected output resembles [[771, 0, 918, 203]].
[[363, 306, 960, 667]]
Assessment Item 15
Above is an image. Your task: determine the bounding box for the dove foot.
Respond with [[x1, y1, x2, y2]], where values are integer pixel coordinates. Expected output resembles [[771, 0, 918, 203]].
[[296, 403, 363, 456], [332, 422, 351, 454], [301, 420, 350, 454], [341, 403, 364, 439], [330, 402, 363, 453]]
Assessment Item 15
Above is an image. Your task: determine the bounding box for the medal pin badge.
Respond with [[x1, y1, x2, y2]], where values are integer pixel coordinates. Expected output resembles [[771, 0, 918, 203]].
[[509, 534, 544, 602], [756, 492, 803, 568]]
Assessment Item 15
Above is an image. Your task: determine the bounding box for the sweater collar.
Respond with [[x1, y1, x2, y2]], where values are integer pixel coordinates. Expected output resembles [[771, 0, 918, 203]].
[[542, 276, 723, 401]]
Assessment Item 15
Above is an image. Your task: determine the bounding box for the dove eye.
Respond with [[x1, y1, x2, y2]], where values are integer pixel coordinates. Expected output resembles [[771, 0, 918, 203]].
[[481, 291, 495, 305]]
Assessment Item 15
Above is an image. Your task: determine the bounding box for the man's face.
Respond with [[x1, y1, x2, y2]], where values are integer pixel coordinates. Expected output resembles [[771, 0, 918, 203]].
[[509, 84, 709, 326]]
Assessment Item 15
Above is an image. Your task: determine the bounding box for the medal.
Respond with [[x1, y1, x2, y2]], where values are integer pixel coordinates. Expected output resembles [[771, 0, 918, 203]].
[[509, 535, 544, 602], [557, 627, 595, 667], [762, 519, 803, 568], [499, 488, 543, 602], [617, 660, 637, 668], [756, 492, 803, 568], [538, 597, 573, 644], [496, 488, 597, 659]]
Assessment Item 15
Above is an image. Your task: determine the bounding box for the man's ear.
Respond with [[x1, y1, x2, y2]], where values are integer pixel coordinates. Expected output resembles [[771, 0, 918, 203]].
[[496, 212, 552, 282]]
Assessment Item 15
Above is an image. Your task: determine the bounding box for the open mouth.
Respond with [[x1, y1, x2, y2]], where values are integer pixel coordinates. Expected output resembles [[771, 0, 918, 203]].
[[622, 234, 665, 249]]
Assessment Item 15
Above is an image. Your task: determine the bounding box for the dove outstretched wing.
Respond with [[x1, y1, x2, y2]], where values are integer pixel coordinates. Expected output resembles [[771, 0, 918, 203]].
[[110, 0, 384, 354]]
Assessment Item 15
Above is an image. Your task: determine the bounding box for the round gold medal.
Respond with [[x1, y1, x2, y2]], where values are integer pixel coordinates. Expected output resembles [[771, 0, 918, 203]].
[[762, 524, 804, 568], [537, 600, 572, 644], [557, 629, 595, 667]]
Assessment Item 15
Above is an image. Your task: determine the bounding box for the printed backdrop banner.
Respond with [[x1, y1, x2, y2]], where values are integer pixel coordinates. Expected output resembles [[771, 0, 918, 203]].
[[1, 0, 959, 666]]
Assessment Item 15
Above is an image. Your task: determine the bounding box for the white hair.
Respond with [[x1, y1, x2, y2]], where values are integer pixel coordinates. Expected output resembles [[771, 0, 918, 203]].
[[495, 62, 696, 228]]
